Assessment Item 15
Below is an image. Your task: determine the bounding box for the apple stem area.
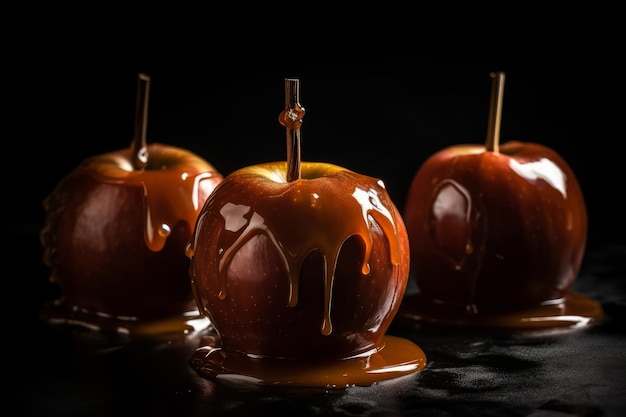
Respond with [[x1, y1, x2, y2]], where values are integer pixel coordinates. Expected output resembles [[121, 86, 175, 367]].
[[130, 72, 151, 170], [279, 78, 305, 182], [485, 71, 505, 153]]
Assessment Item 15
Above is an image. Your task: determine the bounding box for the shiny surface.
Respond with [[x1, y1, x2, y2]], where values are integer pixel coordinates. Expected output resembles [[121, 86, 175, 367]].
[[403, 141, 589, 315], [40, 143, 223, 325], [186, 161, 423, 385]]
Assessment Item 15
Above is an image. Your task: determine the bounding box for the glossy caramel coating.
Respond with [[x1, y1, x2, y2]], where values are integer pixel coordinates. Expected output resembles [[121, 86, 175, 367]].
[[187, 161, 411, 360], [403, 141, 588, 313], [41, 143, 223, 321]]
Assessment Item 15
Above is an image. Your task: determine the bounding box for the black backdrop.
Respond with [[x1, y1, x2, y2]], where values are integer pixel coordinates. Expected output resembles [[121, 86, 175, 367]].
[[7, 18, 623, 249]]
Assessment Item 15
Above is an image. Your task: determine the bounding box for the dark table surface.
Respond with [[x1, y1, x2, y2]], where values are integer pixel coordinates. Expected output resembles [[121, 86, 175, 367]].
[[9, 228, 626, 417]]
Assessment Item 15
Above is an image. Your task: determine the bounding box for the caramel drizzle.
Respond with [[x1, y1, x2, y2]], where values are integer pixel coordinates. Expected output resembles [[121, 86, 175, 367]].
[[85, 145, 220, 253], [193, 170, 402, 336]]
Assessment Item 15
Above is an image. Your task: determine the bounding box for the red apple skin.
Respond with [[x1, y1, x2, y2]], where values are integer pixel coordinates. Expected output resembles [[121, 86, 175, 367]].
[[187, 161, 410, 360], [403, 141, 587, 312], [41, 143, 223, 319]]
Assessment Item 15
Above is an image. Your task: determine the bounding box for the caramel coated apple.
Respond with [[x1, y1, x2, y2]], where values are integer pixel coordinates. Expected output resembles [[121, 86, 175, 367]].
[[187, 79, 425, 386], [401, 72, 601, 327], [39, 74, 224, 331], [187, 161, 410, 359], [41, 143, 223, 319], [404, 141, 587, 311]]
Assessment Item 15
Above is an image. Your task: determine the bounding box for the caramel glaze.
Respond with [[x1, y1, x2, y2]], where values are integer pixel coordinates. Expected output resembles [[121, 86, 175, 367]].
[[400, 141, 603, 328], [186, 161, 426, 386], [40, 143, 223, 335]]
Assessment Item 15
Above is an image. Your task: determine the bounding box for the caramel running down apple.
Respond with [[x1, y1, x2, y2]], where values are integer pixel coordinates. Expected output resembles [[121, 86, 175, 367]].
[[400, 71, 602, 329], [187, 78, 426, 387], [40, 73, 223, 336]]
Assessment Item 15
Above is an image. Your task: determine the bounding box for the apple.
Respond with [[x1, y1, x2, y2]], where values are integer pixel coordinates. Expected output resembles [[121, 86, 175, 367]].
[[39, 73, 223, 333], [187, 78, 425, 386], [401, 71, 602, 326]]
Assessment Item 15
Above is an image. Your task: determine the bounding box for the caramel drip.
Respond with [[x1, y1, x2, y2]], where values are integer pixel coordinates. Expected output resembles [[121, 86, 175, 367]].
[[189, 165, 401, 336], [85, 143, 221, 252]]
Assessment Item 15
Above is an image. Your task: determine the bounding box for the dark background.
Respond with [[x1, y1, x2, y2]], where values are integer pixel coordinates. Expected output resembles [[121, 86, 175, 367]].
[[6, 14, 623, 250]]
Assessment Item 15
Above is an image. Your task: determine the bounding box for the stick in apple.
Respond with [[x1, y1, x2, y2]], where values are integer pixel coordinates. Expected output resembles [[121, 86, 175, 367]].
[[130, 72, 150, 170], [279, 77, 304, 182], [485, 71, 505, 153]]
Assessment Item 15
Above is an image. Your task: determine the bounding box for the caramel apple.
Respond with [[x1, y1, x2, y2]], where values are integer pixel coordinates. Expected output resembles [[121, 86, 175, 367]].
[[187, 78, 426, 387], [400, 71, 602, 329], [40, 73, 223, 336]]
